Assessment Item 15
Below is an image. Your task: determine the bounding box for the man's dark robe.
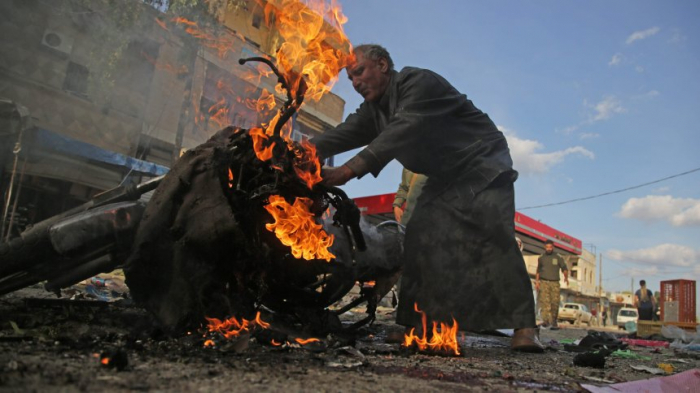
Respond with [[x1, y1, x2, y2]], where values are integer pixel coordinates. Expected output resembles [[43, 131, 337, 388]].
[[312, 67, 535, 330]]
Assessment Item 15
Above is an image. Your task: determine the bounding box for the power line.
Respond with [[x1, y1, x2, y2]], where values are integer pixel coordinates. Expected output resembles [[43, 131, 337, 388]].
[[519, 166, 700, 210]]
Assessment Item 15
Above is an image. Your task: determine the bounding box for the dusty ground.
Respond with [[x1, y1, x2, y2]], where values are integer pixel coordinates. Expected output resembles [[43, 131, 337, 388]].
[[1, 282, 698, 392]]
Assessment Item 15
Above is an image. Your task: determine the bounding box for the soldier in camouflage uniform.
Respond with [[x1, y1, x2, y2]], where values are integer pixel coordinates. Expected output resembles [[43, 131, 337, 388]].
[[536, 240, 569, 327], [392, 168, 427, 225]]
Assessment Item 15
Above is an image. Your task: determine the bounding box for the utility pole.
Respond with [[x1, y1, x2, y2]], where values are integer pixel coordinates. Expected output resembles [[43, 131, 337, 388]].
[[597, 252, 603, 326], [598, 253, 603, 297]]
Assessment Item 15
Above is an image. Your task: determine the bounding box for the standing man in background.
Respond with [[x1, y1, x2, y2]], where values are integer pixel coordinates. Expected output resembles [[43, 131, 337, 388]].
[[635, 280, 656, 321], [536, 240, 569, 328], [392, 168, 427, 225]]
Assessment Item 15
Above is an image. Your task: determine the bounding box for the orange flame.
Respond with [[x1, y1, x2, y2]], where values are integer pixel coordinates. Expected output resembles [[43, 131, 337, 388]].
[[294, 337, 320, 345], [291, 139, 323, 189], [205, 311, 269, 340], [101, 357, 110, 365], [141, 51, 188, 76], [256, 89, 277, 113], [244, 0, 351, 187], [262, 0, 354, 101], [171, 3, 350, 189], [249, 127, 276, 161], [171, 3, 351, 261], [172, 17, 237, 58], [264, 195, 335, 261], [154, 17, 169, 31], [271, 339, 282, 346], [403, 303, 461, 356], [227, 168, 234, 188], [253, 312, 271, 329], [203, 339, 215, 348]]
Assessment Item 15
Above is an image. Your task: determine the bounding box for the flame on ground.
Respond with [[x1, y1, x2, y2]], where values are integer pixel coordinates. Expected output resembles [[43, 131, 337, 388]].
[[205, 311, 270, 340], [264, 195, 335, 261], [294, 337, 320, 345], [403, 303, 461, 356]]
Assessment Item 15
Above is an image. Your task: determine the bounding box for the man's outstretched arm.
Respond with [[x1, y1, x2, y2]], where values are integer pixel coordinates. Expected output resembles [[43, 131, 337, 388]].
[[321, 165, 356, 186]]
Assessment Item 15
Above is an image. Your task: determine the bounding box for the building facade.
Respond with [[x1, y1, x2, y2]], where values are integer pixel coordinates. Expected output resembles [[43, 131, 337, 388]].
[[0, 0, 345, 237]]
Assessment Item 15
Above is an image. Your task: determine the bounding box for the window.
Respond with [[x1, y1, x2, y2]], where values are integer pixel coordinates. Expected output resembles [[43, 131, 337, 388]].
[[121, 39, 159, 96], [619, 310, 637, 317], [292, 130, 310, 143], [252, 13, 263, 29], [63, 62, 89, 98], [134, 135, 174, 166], [200, 62, 256, 128]]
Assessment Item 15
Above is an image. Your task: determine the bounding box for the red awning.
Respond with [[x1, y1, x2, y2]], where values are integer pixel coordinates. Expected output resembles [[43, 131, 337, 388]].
[[353, 192, 582, 255]]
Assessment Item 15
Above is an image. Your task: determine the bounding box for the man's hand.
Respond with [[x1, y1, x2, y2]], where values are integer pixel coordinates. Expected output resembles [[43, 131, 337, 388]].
[[565, 277, 570, 286], [393, 206, 404, 223], [535, 280, 540, 291], [321, 165, 355, 186]]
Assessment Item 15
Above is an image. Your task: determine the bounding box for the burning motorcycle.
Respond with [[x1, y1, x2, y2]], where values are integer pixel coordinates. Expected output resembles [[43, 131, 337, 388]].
[[0, 57, 403, 334]]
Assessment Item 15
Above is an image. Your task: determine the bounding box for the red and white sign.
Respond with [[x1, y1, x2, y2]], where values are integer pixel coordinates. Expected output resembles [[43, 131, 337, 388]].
[[353, 192, 582, 255]]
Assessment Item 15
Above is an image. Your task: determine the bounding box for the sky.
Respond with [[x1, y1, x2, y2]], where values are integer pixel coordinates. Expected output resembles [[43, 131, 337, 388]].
[[325, 0, 700, 299]]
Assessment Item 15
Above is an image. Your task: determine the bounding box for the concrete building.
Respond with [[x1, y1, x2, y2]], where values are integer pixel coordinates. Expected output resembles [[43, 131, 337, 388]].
[[0, 0, 345, 237]]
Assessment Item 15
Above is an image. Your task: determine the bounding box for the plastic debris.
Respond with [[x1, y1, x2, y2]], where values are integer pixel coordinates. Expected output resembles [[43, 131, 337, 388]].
[[620, 338, 670, 348], [661, 325, 698, 343], [559, 338, 576, 344], [326, 360, 363, 368], [582, 376, 615, 384], [630, 365, 666, 375], [582, 368, 700, 393], [573, 351, 608, 369], [566, 332, 628, 352], [670, 338, 700, 351], [84, 276, 128, 302], [656, 363, 674, 374], [610, 350, 651, 360]]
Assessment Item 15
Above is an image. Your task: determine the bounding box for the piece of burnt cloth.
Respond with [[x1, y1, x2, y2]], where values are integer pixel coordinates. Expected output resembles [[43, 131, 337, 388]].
[[124, 127, 251, 331], [312, 66, 535, 331]]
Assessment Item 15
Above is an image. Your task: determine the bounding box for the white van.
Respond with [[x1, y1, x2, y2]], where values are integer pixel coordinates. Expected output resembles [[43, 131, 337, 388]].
[[617, 307, 638, 330]]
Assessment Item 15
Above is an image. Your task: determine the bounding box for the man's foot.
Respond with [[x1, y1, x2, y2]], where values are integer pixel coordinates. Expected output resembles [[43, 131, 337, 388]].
[[386, 326, 420, 344], [511, 328, 545, 353], [385, 330, 405, 343]]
